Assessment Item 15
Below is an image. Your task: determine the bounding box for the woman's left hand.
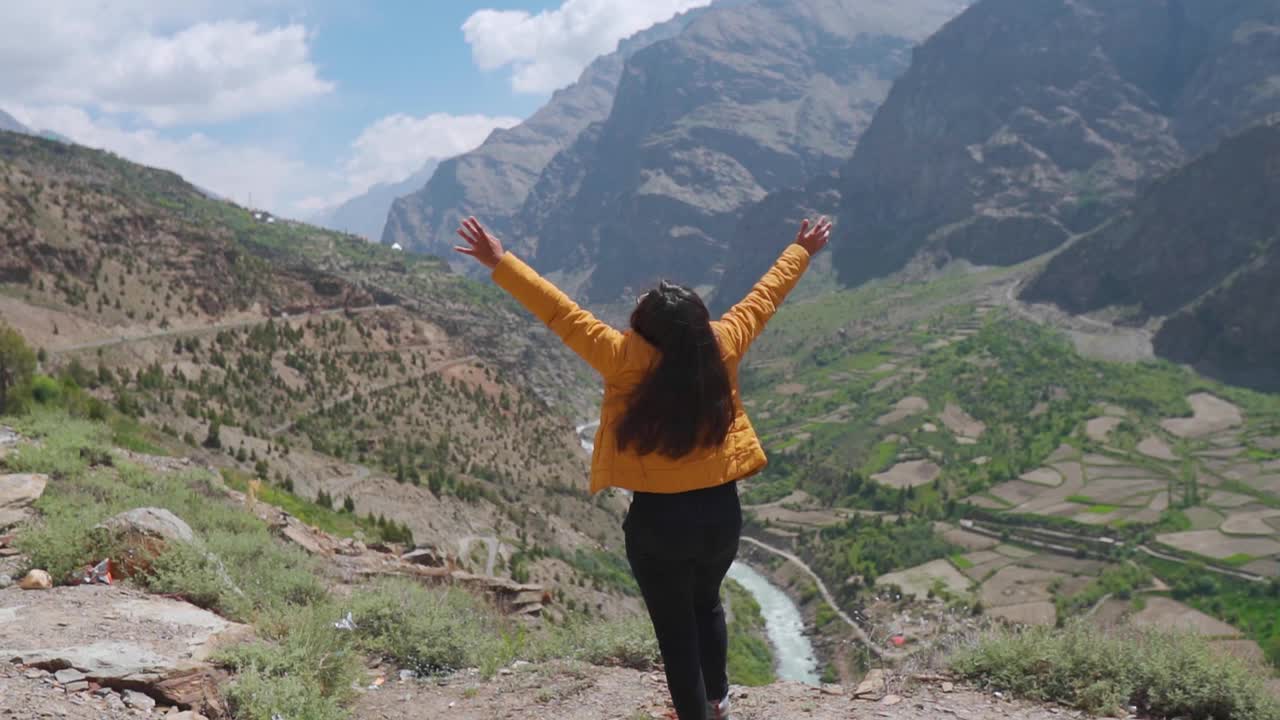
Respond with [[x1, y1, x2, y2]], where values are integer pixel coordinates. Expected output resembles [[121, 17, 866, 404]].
[[454, 216, 506, 269]]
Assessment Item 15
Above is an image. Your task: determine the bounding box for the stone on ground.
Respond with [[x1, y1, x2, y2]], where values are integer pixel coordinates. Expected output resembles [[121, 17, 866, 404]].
[[17, 569, 52, 590], [0, 584, 249, 713], [0, 473, 48, 528]]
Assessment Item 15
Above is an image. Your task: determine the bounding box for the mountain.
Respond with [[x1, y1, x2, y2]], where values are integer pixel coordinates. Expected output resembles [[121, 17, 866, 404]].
[[0, 129, 634, 611], [1023, 120, 1280, 391], [0, 109, 27, 134], [514, 0, 969, 304], [313, 161, 438, 241], [381, 8, 707, 266], [830, 0, 1280, 288]]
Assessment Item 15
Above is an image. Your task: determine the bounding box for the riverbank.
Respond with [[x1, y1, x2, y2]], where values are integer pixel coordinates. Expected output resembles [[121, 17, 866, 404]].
[[736, 540, 868, 686]]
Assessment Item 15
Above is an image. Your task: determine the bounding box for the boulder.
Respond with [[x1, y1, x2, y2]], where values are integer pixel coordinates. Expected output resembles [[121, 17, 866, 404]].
[[402, 548, 447, 568], [97, 507, 195, 543], [0, 585, 249, 717], [0, 473, 47, 529], [94, 507, 195, 576]]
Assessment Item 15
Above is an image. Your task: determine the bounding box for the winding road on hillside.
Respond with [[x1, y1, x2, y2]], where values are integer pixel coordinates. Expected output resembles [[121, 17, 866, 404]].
[[48, 305, 385, 356], [267, 354, 480, 436]]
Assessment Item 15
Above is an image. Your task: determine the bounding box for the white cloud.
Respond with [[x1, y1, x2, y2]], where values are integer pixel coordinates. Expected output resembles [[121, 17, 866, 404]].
[[0, 3, 331, 126], [298, 112, 521, 212], [463, 0, 712, 94], [10, 105, 316, 213]]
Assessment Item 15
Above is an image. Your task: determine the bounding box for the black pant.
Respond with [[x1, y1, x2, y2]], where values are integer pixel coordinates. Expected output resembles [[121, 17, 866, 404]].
[[625, 482, 742, 720]]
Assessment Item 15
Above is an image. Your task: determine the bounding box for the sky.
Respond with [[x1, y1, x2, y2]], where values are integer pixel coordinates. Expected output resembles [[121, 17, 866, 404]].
[[0, 0, 712, 217]]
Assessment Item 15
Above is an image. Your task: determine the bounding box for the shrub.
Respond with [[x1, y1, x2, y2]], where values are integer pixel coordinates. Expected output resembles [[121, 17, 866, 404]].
[[218, 603, 360, 720], [0, 324, 36, 414], [530, 614, 660, 671], [347, 579, 518, 677], [951, 622, 1280, 719]]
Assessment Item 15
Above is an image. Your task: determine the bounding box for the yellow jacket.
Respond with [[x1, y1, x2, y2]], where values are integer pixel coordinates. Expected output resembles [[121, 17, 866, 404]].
[[492, 244, 811, 495]]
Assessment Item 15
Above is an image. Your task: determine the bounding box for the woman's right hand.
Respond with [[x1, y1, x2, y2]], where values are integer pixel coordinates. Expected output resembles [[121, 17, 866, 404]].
[[794, 217, 832, 256], [454, 216, 507, 270]]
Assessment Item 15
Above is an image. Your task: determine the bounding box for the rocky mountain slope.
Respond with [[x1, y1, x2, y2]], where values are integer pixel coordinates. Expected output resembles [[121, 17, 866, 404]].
[[1023, 121, 1280, 391], [513, 0, 968, 303], [829, 0, 1280, 287], [313, 160, 438, 241], [380, 8, 706, 267], [0, 109, 26, 134], [0, 129, 634, 612]]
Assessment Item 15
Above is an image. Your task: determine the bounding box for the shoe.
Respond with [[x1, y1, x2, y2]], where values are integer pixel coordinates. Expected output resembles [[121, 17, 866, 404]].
[[708, 696, 735, 719]]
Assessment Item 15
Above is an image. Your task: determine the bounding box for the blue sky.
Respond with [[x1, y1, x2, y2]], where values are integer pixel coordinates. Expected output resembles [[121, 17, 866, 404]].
[[0, 0, 711, 215]]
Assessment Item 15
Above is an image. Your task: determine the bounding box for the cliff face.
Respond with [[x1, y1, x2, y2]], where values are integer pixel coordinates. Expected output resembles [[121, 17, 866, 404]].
[[1023, 122, 1280, 391], [830, 0, 1280, 287], [379, 10, 705, 267], [514, 0, 967, 303]]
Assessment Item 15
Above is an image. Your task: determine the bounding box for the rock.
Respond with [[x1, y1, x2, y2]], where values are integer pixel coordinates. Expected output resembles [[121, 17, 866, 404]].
[[17, 569, 52, 590], [97, 507, 195, 543], [95, 507, 195, 576], [942, 681, 955, 693], [401, 548, 447, 568], [820, 684, 845, 696], [24, 668, 48, 679], [123, 689, 157, 711], [168, 713, 210, 720], [0, 473, 48, 528], [882, 694, 903, 706], [854, 669, 888, 699], [0, 586, 248, 716], [0, 574, 11, 589], [64, 680, 89, 692], [54, 668, 86, 685]]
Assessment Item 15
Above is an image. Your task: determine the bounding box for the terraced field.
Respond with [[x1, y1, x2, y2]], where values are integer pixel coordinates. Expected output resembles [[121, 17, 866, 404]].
[[736, 265, 1280, 671]]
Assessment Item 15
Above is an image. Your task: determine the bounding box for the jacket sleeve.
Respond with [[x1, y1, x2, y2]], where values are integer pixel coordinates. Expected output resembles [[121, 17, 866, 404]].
[[492, 252, 624, 377], [716, 244, 811, 358]]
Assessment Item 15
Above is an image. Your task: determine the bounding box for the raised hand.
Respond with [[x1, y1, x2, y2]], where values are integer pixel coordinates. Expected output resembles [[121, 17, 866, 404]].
[[794, 217, 832, 256], [454, 216, 506, 269]]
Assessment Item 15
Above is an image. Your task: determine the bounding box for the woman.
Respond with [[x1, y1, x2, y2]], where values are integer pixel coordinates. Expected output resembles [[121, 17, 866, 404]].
[[455, 216, 831, 720]]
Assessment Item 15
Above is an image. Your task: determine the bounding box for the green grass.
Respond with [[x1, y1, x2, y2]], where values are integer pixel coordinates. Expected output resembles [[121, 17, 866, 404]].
[[2, 410, 662, 719], [1223, 553, 1257, 568], [1084, 504, 1119, 515], [1142, 557, 1280, 669], [723, 579, 776, 687], [1067, 495, 1099, 506], [953, 622, 1280, 719], [218, 468, 386, 542], [950, 553, 974, 570], [861, 440, 899, 476]]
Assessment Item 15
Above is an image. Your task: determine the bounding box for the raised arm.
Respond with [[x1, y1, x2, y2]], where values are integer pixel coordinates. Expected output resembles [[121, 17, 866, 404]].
[[456, 217, 623, 377], [717, 218, 831, 358]]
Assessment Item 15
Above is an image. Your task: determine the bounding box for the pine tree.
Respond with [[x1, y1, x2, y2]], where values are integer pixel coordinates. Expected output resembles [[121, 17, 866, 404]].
[[202, 420, 222, 450]]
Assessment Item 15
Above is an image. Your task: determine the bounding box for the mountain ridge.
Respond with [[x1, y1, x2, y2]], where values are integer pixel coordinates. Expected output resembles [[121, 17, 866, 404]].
[[1023, 120, 1280, 391], [829, 0, 1280, 288], [312, 160, 439, 241], [512, 0, 969, 303], [380, 7, 709, 268]]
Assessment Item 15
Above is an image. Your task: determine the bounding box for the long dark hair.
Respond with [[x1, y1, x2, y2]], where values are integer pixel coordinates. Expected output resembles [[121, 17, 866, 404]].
[[616, 281, 734, 458]]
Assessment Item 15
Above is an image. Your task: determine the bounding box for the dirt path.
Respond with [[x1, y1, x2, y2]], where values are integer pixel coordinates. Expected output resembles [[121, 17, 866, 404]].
[[49, 305, 383, 356], [353, 662, 1079, 720], [740, 536, 903, 661], [267, 354, 479, 436]]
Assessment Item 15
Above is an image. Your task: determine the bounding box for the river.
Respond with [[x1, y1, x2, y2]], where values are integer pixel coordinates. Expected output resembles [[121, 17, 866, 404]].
[[576, 420, 820, 684]]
